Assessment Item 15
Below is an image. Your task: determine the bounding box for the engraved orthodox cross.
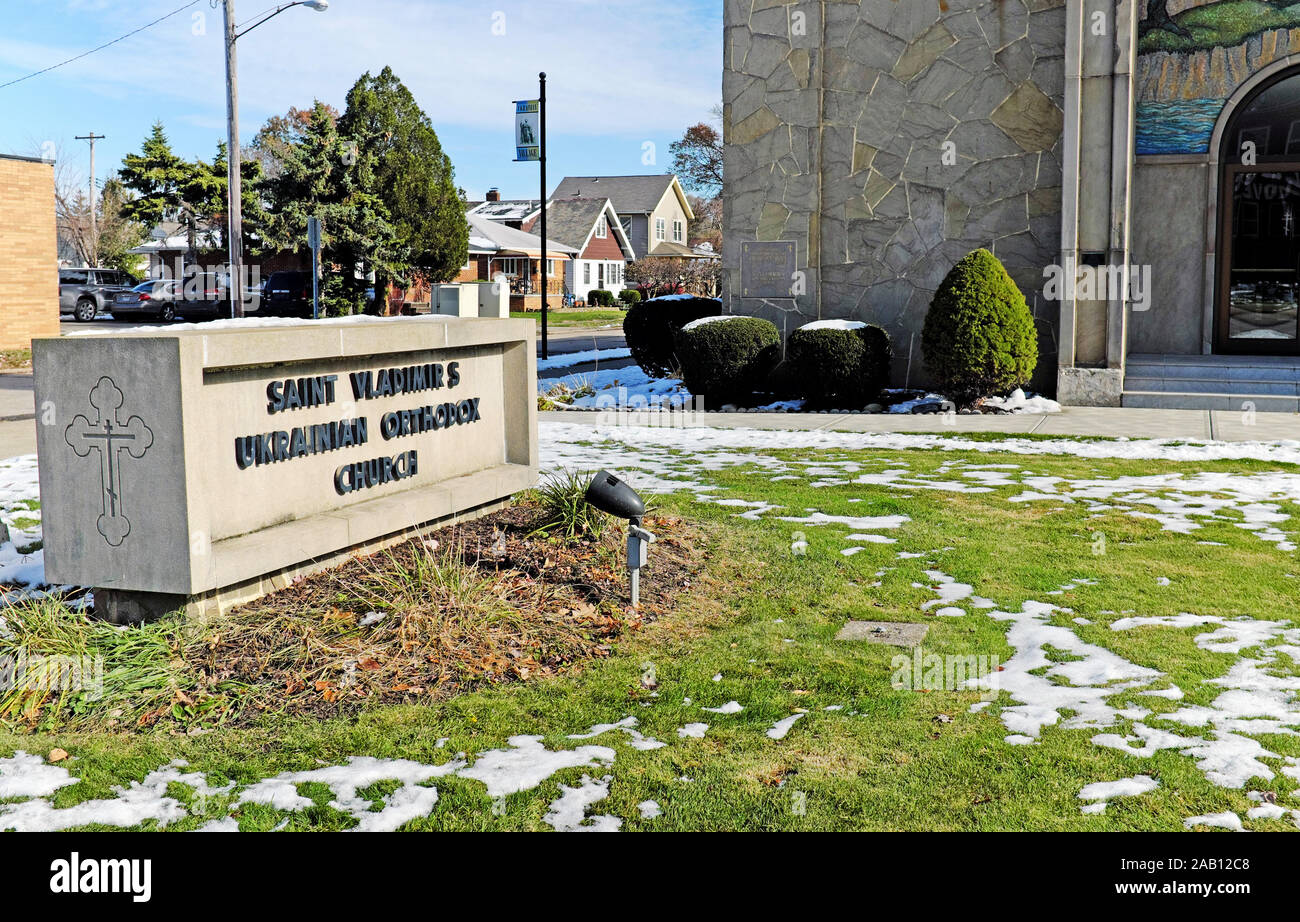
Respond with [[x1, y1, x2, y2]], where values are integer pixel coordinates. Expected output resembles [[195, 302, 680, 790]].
[[65, 377, 154, 547]]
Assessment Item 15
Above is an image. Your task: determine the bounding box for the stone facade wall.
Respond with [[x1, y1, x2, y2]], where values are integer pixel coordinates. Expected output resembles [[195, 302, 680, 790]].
[[0, 155, 59, 351], [723, 0, 1066, 390]]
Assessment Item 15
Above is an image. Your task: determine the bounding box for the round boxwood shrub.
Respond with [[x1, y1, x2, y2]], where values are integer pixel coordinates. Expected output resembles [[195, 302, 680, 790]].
[[921, 248, 1038, 406], [623, 295, 721, 377], [674, 315, 780, 407], [617, 288, 641, 305], [787, 320, 893, 407], [587, 288, 616, 307]]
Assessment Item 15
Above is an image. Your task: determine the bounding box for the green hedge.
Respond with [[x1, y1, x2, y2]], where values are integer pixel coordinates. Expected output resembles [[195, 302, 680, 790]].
[[587, 288, 616, 306], [787, 321, 892, 407], [617, 288, 641, 305], [922, 248, 1037, 406], [623, 296, 721, 377], [674, 316, 780, 407]]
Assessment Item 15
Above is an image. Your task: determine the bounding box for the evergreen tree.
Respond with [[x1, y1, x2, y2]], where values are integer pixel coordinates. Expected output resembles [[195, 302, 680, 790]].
[[339, 67, 468, 305], [262, 101, 399, 315], [119, 122, 209, 256]]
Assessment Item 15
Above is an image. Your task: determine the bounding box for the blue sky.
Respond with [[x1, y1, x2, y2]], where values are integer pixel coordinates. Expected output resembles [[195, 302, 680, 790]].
[[0, 0, 722, 201]]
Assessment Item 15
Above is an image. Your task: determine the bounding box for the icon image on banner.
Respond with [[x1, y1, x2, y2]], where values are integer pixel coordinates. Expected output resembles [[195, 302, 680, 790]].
[[515, 99, 540, 162]]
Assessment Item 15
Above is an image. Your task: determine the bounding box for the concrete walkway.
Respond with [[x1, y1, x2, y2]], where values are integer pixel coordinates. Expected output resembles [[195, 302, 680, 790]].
[[540, 405, 1300, 442]]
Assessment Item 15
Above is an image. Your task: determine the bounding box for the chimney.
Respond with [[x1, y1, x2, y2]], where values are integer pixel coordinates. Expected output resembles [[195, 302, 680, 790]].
[[486, 188, 501, 202]]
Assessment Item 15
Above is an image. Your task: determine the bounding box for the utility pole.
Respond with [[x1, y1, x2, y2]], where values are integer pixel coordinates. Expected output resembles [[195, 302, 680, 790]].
[[539, 72, 548, 359], [217, 3, 328, 320], [222, 0, 244, 319], [75, 132, 105, 265]]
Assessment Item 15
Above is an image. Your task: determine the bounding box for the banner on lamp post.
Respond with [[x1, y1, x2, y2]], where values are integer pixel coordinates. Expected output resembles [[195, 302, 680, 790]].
[[514, 100, 540, 161]]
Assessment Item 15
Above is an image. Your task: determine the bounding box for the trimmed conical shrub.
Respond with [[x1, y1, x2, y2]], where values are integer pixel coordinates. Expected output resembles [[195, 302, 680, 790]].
[[921, 248, 1038, 406]]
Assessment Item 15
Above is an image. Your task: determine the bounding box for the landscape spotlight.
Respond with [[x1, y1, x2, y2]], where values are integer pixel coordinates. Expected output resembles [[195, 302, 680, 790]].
[[585, 470, 654, 607]]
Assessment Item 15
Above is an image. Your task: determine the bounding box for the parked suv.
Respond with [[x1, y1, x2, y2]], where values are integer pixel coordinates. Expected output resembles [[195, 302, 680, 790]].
[[262, 270, 313, 317], [58, 268, 137, 322]]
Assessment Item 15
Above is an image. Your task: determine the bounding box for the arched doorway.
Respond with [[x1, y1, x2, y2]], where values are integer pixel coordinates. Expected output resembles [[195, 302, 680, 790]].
[[1216, 67, 1300, 353]]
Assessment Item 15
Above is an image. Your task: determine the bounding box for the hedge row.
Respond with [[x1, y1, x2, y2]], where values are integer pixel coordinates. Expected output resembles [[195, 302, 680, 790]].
[[623, 296, 721, 377], [622, 249, 1037, 408]]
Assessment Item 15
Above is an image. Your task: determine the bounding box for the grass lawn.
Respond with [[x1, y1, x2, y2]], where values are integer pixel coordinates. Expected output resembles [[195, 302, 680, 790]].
[[511, 309, 626, 330], [3, 430, 1300, 830]]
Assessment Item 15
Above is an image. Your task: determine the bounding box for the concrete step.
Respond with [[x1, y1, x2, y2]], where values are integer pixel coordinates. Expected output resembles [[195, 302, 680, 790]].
[[1127, 354, 1300, 384], [1123, 375, 1300, 396], [1127, 361, 1300, 380], [1121, 390, 1299, 412]]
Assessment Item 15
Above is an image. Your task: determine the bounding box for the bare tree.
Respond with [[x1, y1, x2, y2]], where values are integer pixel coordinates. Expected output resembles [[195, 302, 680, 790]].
[[54, 159, 147, 271], [670, 104, 724, 198]]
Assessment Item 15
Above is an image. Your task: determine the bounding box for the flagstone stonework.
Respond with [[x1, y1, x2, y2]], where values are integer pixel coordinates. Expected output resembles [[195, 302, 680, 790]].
[[723, 0, 1067, 392], [726, 1, 1300, 406]]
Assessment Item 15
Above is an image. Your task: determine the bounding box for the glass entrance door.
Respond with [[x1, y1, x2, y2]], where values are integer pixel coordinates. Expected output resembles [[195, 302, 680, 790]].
[[1219, 166, 1300, 352]]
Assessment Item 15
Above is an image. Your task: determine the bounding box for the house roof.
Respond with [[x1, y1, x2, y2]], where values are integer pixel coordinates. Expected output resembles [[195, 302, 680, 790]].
[[538, 197, 635, 259], [466, 212, 577, 258], [467, 198, 542, 223], [551, 174, 694, 220], [648, 239, 714, 260]]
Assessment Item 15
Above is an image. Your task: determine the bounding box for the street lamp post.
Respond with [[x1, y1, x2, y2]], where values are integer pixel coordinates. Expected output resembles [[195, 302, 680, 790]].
[[221, 0, 329, 320]]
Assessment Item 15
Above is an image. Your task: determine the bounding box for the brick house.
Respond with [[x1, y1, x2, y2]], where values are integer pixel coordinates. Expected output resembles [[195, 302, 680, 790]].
[[462, 211, 576, 312], [0, 153, 59, 351], [522, 197, 635, 302]]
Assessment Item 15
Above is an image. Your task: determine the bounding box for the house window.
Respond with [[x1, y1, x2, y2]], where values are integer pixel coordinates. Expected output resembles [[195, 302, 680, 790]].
[[610, 263, 621, 285], [655, 218, 666, 241], [673, 220, 684, 243], [499, 258, 520, 276], [583, 262, 591, 284], [595, 216, 607, 238]]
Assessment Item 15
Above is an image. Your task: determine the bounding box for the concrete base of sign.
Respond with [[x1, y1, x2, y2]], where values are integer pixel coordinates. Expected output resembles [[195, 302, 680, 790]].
[[34, 315, 537, 620], [96, 494, 515, 623]]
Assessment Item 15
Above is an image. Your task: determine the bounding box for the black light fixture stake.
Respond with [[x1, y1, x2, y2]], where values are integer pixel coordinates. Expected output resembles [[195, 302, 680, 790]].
[[585, 470, 654, 607]]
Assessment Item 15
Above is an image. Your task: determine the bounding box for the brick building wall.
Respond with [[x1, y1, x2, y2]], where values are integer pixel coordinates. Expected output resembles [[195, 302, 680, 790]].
[[453, 255, 491, 283], [0, 154, 59, 350]]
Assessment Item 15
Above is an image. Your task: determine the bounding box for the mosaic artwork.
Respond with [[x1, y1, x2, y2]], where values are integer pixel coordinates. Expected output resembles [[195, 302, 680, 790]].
[[1137, 0, 1300, 154]]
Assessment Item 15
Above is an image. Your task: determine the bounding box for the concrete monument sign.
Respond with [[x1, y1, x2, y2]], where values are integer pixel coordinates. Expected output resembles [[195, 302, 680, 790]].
[[33, 316, 537, 620], [739, 241, 796, 300]]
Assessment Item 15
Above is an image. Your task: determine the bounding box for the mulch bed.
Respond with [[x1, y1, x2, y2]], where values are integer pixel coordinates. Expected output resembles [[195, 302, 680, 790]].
[[186, 502, 710, 722]]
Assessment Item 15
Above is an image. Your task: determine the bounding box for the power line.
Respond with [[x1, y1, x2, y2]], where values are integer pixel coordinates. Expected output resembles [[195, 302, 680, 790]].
[[0, 1, 204, 91]]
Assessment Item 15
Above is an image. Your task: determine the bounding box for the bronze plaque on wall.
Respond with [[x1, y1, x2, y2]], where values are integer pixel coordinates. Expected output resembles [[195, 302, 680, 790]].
[[740, 241, 797, 298]]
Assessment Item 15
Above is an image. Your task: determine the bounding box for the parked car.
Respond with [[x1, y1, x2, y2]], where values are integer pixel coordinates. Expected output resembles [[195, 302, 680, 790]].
[[110, 279, 183, 322], [171, 272, 233, 321], [262, 270, 313, 317], [58, 268, 137, 322]]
